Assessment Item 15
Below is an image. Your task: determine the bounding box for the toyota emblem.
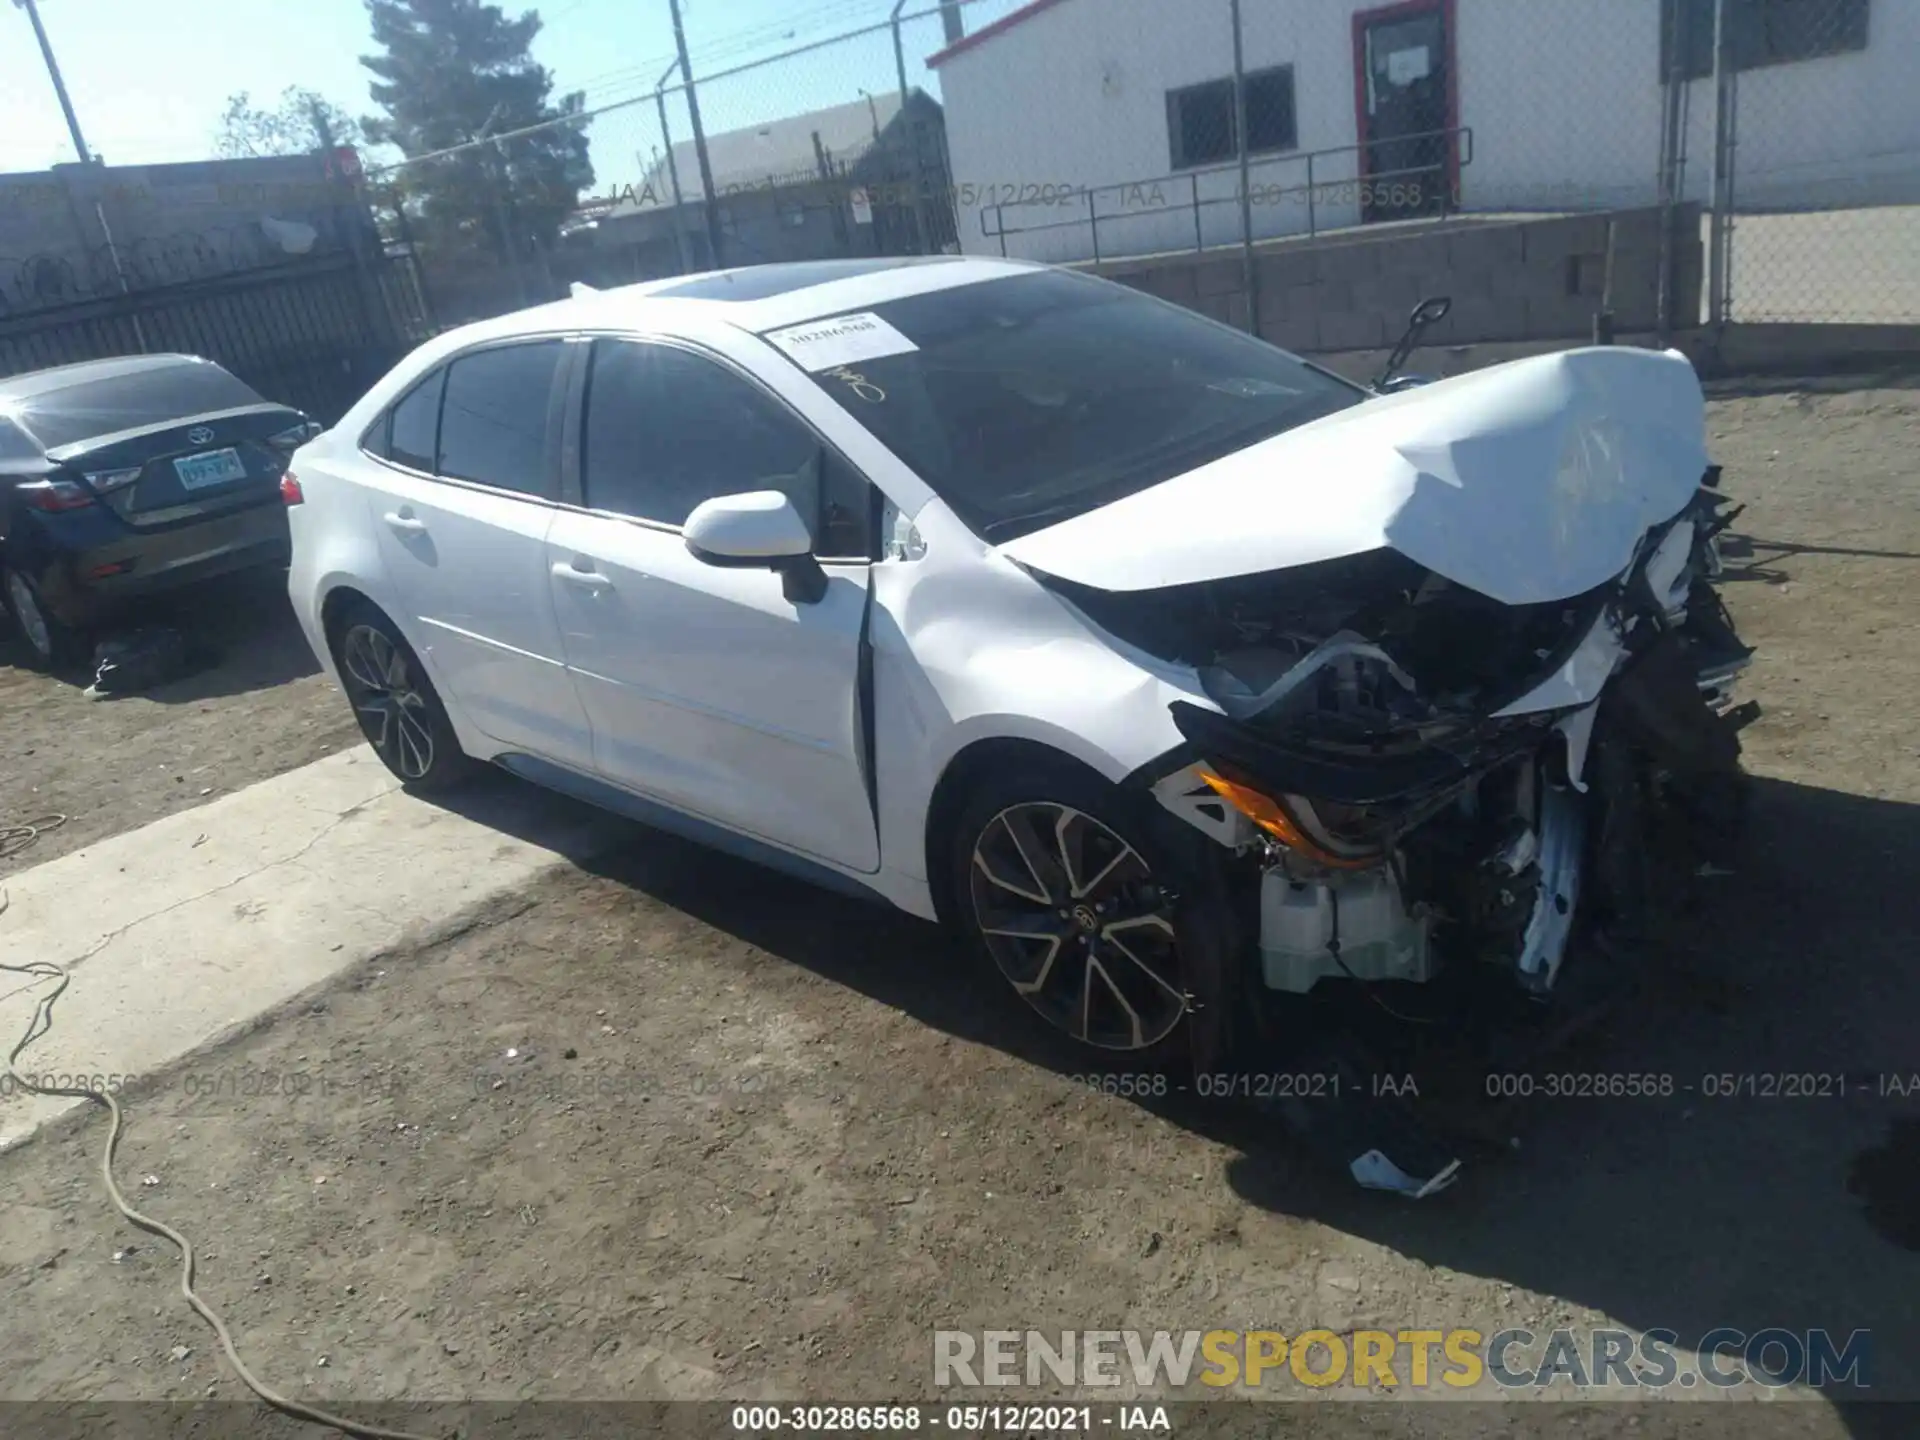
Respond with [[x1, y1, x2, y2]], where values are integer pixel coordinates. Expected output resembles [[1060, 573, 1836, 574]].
[[187, 426, 215, 445]]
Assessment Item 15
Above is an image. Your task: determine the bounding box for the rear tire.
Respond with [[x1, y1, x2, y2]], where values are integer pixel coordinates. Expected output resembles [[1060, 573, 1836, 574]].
[[2, 565, 80, 672], [328, 601, 476, 793], [950, 761, 1198, 1067]]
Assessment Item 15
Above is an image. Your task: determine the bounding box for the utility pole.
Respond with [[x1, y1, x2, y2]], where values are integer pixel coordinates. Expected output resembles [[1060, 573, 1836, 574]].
[[1706, 0, 1737, 332], [654, 57, 691, 274], [668, 0, 726, 270], [1653, 0, 1688, 345], [474, 105, 530, 308], [13, 0, 95, 164], [1230, 0, 1258, 334], [890, 0, 932, 254]]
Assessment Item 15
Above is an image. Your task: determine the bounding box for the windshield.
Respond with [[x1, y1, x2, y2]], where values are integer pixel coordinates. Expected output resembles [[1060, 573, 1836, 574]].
[[764, 269, 1366, 540]]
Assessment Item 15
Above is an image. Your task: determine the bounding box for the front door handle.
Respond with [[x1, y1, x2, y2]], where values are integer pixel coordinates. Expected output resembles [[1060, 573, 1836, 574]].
[[551, 560, 613, 591], [382, 510, 428, 534]]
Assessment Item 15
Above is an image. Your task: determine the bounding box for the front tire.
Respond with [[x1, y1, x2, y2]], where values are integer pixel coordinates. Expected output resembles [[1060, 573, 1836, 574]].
[[952, 763, 1196, 1063], [328, 602, 475, 793]]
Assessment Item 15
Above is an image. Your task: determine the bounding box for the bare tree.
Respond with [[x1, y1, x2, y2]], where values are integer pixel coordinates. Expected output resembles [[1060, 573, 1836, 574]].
[[215, 86, 364, 159]]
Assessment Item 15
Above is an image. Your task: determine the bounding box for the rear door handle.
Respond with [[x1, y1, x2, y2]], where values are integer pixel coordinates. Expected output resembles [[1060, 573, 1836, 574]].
[[551, 560, 613, 591], [382, 511, 428, 534]]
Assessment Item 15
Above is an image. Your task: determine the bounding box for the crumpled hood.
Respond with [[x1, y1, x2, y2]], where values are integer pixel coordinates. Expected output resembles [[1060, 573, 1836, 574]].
[[997, 346, 1710, 606]]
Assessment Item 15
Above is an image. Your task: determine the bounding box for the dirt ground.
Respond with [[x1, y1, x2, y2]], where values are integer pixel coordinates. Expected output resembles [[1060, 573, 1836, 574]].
[[2, 379, 1919, 1437], [0, 567, 359, 873]]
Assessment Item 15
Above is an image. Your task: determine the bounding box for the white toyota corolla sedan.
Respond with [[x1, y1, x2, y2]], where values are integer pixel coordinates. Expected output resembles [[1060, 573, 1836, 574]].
[[287, 255, 1752, 1196]]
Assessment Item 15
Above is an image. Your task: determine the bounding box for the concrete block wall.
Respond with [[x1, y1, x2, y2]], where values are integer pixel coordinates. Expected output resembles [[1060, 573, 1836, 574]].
[[1092, 204, 1704, 354]]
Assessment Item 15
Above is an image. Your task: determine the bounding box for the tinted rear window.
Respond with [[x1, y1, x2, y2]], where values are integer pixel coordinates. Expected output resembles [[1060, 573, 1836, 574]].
[[14, 363, 267, 450], [386, 370, 444, 471], [436, 343, 561, 495]]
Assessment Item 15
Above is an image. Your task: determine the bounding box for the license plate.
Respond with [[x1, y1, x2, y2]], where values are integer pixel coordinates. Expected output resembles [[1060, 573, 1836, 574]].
[[172, 447, 248, 491]]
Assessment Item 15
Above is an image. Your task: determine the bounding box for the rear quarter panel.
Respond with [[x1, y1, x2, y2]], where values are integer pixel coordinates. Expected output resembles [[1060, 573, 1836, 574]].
[[284, 432, 398, 692]]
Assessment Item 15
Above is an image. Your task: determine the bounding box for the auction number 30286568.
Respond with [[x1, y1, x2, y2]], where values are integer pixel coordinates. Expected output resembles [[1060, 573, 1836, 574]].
[[731, 1407, 924, 1433], [730, 1405, 1113, 1433]]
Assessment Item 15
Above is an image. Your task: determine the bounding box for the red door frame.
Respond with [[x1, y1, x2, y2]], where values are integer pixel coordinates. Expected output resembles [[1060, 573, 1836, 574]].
[[1351, 0, 1461, 209]]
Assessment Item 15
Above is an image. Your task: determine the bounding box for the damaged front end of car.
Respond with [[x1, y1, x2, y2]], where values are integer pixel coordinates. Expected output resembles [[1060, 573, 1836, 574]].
[[1009, 347, 1757, 1198], [1066, 484, 1751, 1195]]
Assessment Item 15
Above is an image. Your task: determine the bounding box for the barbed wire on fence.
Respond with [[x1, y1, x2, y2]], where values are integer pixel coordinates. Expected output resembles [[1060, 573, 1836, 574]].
[[0, 221, 372, 317]]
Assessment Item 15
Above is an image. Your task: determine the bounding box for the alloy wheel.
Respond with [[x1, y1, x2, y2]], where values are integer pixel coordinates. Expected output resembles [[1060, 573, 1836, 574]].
[[968, 802, 1187, 1051], [5, 572, 52, 662], [340, 623, 435, 780]]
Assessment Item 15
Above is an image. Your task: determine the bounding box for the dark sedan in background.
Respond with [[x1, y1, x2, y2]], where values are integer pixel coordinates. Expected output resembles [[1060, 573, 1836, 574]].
[[0, 354, 318, 669]]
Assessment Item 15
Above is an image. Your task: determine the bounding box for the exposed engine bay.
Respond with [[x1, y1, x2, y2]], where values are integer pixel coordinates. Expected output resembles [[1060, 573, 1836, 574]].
[[996, 337, 1759, 1197], [1038, 470, 1755, 1198], [1059, 475, 1747, 985]]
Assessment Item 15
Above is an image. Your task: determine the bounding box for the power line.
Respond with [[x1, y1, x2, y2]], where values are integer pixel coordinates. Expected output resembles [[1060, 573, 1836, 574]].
[[564, 0, 895, 107]]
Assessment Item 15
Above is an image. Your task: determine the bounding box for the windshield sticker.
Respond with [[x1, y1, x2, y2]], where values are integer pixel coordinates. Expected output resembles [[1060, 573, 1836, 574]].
[[762, 312, 918, 372]]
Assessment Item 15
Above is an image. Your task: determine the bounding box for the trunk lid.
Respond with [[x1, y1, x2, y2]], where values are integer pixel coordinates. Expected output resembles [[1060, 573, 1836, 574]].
[[53, 405, 305, 530], [997, 346, 1709, 607]]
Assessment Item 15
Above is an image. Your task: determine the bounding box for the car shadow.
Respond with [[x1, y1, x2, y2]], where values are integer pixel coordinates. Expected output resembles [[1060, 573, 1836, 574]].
[[1727, 535, 1920, 571], [1221, 775, 1920, 1406], [489, 769, 1920, 1420], [3, 568, 323, 701]]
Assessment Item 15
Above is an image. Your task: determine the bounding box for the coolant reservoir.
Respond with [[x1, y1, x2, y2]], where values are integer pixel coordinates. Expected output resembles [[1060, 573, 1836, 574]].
[[1259, 869, 1431, 994]]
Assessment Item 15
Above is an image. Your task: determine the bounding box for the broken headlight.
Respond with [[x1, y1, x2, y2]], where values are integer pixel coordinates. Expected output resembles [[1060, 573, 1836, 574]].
[[1196, 769, 1391, 871]]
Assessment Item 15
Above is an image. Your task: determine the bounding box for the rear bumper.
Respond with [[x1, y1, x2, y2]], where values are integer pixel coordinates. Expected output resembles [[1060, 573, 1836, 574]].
[[30, 501, 291, 627]]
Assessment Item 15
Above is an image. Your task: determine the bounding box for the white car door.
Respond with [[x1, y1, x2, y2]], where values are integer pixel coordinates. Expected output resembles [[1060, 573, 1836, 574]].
[[358, 339, 595, 770], [545, 336, 879, 873]]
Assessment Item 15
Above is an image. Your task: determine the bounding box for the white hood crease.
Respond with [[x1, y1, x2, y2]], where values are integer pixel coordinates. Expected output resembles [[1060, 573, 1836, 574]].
[[999, 346, 1711, 607]]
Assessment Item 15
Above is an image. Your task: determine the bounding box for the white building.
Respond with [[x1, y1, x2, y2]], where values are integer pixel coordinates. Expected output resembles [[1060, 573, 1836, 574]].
[[929, 0, 1914, 265]]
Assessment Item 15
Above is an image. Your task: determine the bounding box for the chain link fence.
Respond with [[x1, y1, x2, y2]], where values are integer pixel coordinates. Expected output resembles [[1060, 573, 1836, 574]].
[[354, 0, 1920, 341], [1685, 0, 1920, 324], [360, 1, 1025, 329]]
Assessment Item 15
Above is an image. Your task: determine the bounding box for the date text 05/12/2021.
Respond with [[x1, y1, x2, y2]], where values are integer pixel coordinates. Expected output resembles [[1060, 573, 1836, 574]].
[[728, 1405, 1170, 1434], [1065, 1070, 1920, 1102]]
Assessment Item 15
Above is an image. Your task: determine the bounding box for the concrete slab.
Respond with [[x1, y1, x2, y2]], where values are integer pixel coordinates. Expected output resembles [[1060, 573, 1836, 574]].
[[0, 749, 627, 1146]]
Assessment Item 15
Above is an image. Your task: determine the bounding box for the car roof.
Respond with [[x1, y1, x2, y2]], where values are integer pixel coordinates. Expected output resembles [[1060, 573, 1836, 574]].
[[438, 254, 1048, 350], [0, 352, 227, 405]]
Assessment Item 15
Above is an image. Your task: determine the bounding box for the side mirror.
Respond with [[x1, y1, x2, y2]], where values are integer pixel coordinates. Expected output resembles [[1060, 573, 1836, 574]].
[[1372, 294, 1454, 393], [684, 490, 828, 604]]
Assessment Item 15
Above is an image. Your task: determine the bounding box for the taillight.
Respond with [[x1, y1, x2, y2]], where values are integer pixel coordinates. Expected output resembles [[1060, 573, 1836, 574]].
[[269, 420, 324, 451], [83, 466, 143, 494], [19, 478, 94, 512], [280, 473, 306, 505]]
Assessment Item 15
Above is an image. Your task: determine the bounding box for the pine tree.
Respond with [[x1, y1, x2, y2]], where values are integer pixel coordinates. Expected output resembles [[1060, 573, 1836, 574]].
[[360, 0, 593, 260]]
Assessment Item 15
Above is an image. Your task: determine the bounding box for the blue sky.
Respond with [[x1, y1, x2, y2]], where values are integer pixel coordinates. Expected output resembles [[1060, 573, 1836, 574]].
[[1, 0, 1021, 192]]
